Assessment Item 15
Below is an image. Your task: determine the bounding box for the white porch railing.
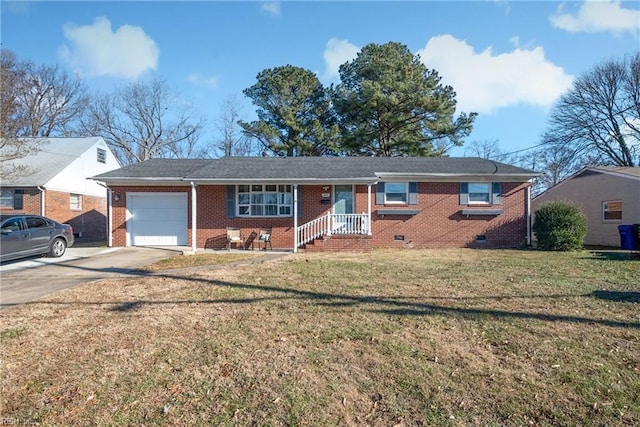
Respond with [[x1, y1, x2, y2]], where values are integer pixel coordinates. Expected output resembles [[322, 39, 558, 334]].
[[297, 213, 370, 248], [297, 214, 330, 247]]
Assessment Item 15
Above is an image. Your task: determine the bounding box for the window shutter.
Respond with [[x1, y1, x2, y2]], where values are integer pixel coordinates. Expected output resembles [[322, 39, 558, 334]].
[[375, 182, 385, 205], [408, 182, 418, 205], [14, 190, 24, 210], [297, 186, 303, 218], [459, 183, 469, 205], [226, 185, 236, 218], [492, 182, 502, 205]]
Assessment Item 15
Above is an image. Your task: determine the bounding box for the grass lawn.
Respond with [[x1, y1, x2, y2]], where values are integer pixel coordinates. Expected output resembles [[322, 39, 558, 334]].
[[1, 248, 638, 426]]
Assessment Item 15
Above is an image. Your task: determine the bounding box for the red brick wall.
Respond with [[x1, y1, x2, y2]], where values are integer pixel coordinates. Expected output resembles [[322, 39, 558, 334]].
[[0, 188, 107, 241], [0, 188, 42, 215], [304, 235, 372, 252], [362, 182, 529, 248], [109, 182, 530, 249], [45, 190, 107, 241]]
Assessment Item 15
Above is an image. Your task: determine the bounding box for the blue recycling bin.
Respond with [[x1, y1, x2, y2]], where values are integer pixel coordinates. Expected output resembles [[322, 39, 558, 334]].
[[618, 225, 635, 250]]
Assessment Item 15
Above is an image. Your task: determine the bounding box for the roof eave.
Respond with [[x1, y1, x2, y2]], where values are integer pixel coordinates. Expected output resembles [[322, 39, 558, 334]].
[[375, 172, 540, 182], [188, 177, 379, 185], [88, 177, 188, 186]]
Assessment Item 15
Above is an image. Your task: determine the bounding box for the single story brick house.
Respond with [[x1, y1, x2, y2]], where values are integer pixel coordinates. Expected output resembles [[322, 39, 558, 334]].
[[91, 157, 538, 252], [1, 137, 121, 240], [533, 166, 640, 247]]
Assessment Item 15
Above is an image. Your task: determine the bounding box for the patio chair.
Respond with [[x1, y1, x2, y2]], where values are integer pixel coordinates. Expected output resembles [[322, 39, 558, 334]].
[[226, 227, 245, 250], [256, 227, 273, 251]]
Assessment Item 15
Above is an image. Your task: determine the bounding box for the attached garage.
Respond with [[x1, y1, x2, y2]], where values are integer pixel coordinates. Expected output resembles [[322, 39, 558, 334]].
[[127, 193, 187, 246]]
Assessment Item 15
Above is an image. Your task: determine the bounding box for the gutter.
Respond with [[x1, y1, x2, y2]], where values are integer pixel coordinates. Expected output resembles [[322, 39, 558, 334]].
[[185, 178, 379, 185], [375, 172, 541, 182]]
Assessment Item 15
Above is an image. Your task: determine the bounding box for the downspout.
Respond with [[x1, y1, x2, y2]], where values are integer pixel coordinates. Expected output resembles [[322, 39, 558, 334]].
[[96, 182, 113, 247], [367, 183, 373, 236], [190, 182, 197, 254], [37, 186, 46, 216], [293, 184, 298, 253], [526, 184, 532, 246]]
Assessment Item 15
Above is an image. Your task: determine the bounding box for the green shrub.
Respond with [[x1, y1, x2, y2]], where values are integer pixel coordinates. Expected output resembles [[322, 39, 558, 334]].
[[533, 201, 587, 251]]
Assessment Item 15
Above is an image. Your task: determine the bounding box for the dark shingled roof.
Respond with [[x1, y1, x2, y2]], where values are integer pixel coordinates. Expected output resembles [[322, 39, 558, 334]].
[[91, 156, 537, 182], [95, 158, 213, 178]]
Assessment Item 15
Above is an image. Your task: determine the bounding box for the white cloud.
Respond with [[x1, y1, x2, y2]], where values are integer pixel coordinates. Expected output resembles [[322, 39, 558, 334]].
[[494, 0, 511, 15], [261, 2, 281, 17], [417, 34, 574, 114], [187, 73, 219, 89], [59, 16, 159, 79], [550, 0, 640, 35], [322, 38, 360, 81]]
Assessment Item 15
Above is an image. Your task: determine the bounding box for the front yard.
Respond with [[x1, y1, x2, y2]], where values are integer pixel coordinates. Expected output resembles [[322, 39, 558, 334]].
[[1, 249, 638, 426]]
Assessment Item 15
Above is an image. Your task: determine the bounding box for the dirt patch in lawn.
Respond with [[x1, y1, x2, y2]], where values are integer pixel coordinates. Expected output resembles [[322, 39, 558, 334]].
[[142, 252, 265, 271], [1, 249, 638, 426]]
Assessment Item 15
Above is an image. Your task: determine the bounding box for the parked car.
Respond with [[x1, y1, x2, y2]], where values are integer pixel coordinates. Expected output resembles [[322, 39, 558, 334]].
[[0, 214, 74, 262]]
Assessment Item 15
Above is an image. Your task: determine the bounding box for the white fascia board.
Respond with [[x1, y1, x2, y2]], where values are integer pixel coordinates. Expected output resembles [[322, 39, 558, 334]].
[[89, 178, 189, 186], [375, 172, 539, 182], [187, 178, 378, 185], [89, 177, 379, 186]]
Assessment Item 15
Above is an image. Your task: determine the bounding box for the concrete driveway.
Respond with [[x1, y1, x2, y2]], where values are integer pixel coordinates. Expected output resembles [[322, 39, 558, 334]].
[[0, 246, 180, 309]]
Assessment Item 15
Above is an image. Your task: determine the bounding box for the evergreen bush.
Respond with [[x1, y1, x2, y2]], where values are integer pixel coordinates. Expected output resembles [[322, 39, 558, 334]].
[[533, 201, 587, 251]]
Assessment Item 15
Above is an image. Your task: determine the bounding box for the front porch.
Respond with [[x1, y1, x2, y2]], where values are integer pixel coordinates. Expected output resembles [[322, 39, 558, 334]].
[[296, 213, 372, 252]]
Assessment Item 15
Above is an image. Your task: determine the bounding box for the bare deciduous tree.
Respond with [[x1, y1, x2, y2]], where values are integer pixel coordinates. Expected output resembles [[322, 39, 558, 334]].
[[1, 50, 45, 179], [17, 63, 89, 137], [463, 139, 520, 164], [545, 53, 639, 166], [214, 95, 255, 157], [82, 78, 205, 165], [0, 49, 89, 138], [1, 49, 26, 138]]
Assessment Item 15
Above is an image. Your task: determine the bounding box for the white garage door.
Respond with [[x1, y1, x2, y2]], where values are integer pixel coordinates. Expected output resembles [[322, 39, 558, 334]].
[[128, 193, 187, 246]]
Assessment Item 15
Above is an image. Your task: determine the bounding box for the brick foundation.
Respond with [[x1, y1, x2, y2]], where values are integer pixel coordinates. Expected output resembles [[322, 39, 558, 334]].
[[303, 235, 372, 252]]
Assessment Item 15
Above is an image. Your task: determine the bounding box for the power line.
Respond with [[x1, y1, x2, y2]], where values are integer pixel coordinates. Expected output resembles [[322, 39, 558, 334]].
[[500, 104, 638, 157]]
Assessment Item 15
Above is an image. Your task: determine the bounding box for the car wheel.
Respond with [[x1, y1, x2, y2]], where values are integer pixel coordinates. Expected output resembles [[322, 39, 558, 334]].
[[49, 238, 67, 257]]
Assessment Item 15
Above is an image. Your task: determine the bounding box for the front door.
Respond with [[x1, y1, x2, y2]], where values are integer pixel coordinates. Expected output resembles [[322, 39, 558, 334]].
[[333, 185, 354, 215], [333, 185, 354, 233]]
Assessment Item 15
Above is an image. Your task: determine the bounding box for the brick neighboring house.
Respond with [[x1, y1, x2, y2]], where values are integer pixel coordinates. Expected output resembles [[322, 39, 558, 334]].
[[91, 157, 538, 252], [1, 137, 121, 241], [532, 166, 640, 247]]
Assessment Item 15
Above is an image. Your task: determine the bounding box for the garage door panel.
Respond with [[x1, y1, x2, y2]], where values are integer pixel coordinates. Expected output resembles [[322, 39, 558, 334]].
[[128, 193, 187, 246], [133, 207, 185, 222], [133, 233, 181, 246]]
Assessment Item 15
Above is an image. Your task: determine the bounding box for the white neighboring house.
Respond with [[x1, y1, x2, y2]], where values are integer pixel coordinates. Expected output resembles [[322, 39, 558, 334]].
[[532, 166, 640, 247], [0, 137, 121, 241]]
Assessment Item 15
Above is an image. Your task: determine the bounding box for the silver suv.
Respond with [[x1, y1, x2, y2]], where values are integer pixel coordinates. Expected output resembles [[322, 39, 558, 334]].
[[0, 215, 75, 262]]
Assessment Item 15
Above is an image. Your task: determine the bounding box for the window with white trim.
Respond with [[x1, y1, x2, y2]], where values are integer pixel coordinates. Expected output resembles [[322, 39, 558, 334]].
[[97, 148, 107, 164], [384, 183, 408, 204], [468, 183, 491, 204], [460, 182, 502, 206], [237, 184, 292, 217], [602, 200, 622, 221], [0, 190, 14, 208], [70, 193, 82, 210]]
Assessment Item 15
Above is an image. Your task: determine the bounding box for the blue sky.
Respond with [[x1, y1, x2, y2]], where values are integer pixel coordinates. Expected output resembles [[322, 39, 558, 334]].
[[2, 0, 639, 157]]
